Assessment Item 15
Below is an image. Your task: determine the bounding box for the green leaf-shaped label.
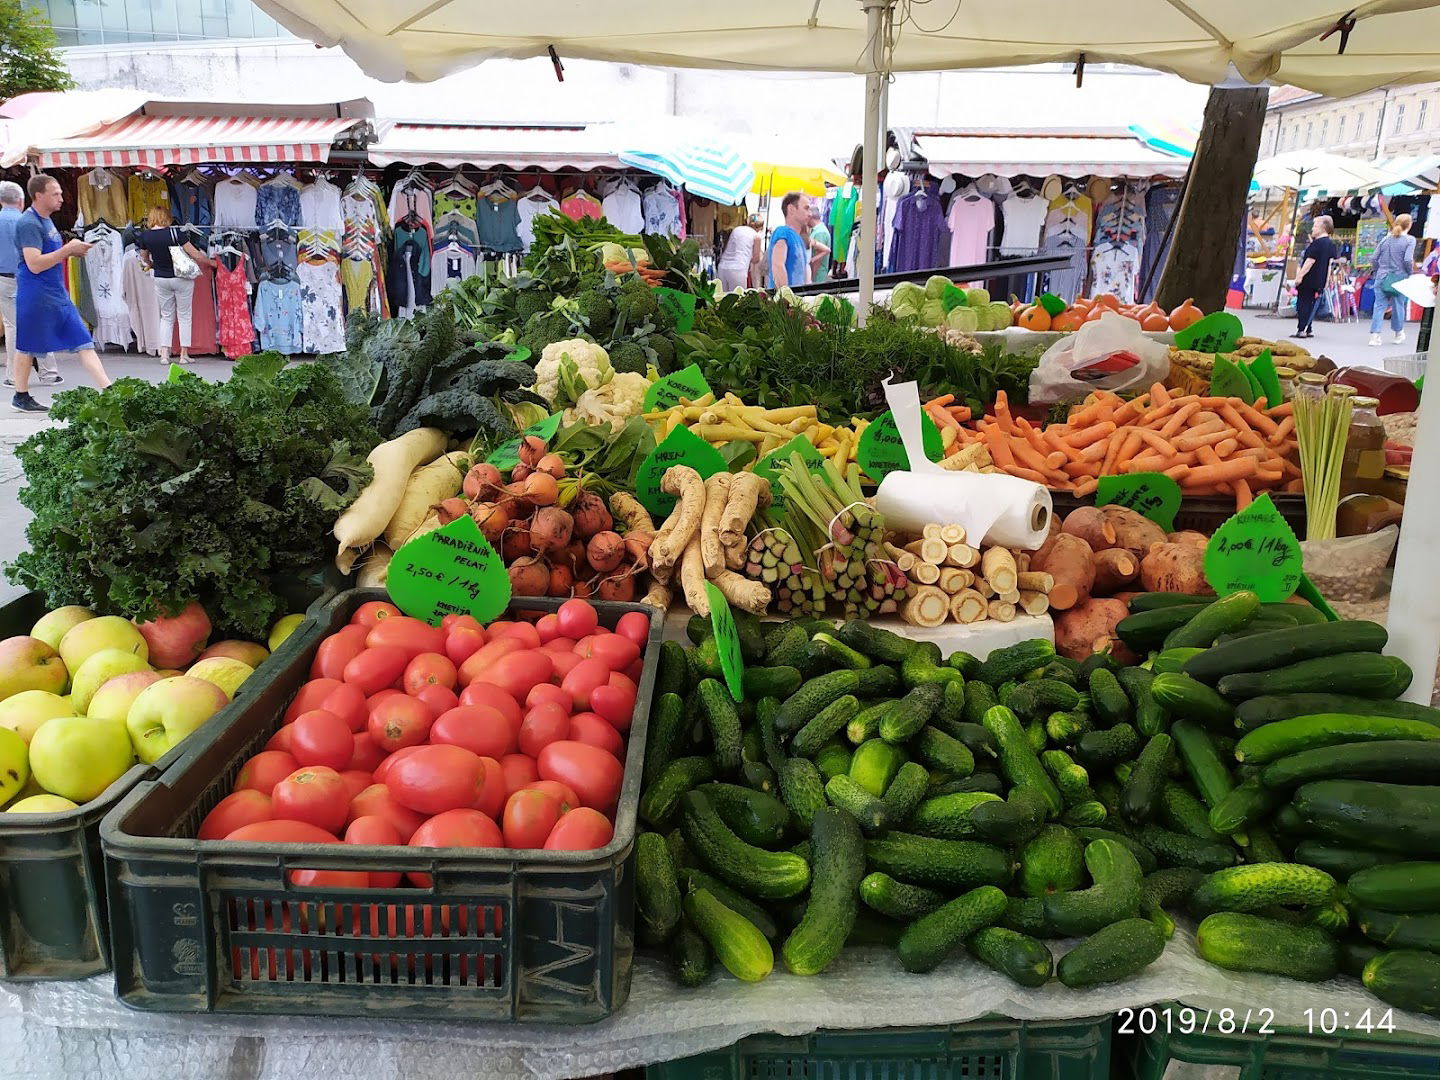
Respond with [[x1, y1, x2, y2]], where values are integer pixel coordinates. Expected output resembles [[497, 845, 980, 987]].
[[1095, 472, 1182, 532], [754, 435, 826, 510], [858, 410, 944, 482], [486, 412, 564, 471], [388, 516, 512, 626], [1246, 349, 1284, 409], [704, 581, 745, 701], [634, 423, 728, 517], [1037, 292, 1067, 317], [1209, 355, 1255, 403], [942, 284, 969, 312], [1203, 492, 1302, 603], [655, 288, 697, 333], [1173, 311, 1243, 354], [643, 362, 712, 413]]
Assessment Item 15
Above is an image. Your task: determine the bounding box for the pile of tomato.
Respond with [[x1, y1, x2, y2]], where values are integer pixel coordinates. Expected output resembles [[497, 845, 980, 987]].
[[198, 597, 648, 887]]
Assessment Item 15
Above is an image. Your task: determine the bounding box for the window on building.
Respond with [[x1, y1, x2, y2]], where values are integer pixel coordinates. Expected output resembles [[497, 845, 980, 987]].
[[1306, 121, 1314, 146], [1321, 118, 1329, 145], [24, 0, 284, 44], [1357, 111, 1366, 138], [1394, 103, 1406, 133], [1420, 100, 1429, 131], [1338, 114, 1347, 141]]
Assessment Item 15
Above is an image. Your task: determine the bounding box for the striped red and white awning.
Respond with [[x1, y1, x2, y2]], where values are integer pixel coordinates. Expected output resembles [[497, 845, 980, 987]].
[[34, 112, 364, 169]]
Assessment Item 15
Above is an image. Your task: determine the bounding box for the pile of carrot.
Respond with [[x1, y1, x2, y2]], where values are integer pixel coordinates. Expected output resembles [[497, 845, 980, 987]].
[[925, 385, 1299, 513]]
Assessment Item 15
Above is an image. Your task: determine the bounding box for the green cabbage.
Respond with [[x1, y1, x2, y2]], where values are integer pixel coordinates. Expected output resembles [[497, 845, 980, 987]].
[[925, 275, 953, 299]]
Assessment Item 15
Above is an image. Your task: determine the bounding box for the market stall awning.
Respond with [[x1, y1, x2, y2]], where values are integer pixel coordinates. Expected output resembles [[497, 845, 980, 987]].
[[367, 122, 622, 170], [1375, 154, 1440, 193], [914, 130, 1190, 180], [1251, 149, 1400, 193]]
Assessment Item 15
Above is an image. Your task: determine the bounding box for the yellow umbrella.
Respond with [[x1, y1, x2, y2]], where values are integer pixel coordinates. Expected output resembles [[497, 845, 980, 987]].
[[752, 162, 846, 197]]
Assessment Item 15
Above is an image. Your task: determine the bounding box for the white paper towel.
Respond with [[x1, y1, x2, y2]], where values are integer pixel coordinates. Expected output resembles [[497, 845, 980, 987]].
[[876, 470, 1053, 549]]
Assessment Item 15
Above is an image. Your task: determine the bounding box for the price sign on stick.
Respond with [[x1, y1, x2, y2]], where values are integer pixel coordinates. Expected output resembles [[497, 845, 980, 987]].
[[634, 424, 727, 518], [1095, 473, 1182, 532], [655, 288, 697, 333], [643, 363, 712, 413], [486, 412, 563, 471], [1203, 493, 1302, 603], [754, 435, 826, 509], [704, 582, 745, 701], [1173, 311, 1244, 354], [389, 516, 512, 626], [857, 410, 944, 482]]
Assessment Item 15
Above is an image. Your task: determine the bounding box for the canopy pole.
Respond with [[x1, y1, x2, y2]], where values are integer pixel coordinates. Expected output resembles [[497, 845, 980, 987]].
[[1274, 170, 1305, 315], [856, 0, 891, 326]]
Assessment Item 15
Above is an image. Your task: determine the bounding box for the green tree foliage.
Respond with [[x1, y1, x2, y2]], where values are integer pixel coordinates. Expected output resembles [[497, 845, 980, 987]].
[[0, 0, 74, 99]]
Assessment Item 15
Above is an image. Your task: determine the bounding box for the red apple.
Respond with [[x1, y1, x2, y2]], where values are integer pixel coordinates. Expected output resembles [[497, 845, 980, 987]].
[[134, 601, 212, 670]]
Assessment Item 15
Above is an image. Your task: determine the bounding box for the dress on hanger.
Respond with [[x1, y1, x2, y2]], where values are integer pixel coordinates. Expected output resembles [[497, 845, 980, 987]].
[[560, 190, 603, 223], [1090, 183, 1148, 303], [1040, 184, 1093, 303], [829, 184, 859, 270], [880, 171, 909, 268], [301, 177, 345, 231], [888, 187, 945, 273], [997, 181, 1049, 255], [121, 251, 162, 354], [600, 180, 644, 234], [516, 190, 559, 251], [77, 169, 128, 227], [128, 174, 169, 225], [214, 253, 255, 359], [640, 185, 682, 235], [476, 195, 522, 254], [253, 276, 303, 354], [255, 178, 302, 228], [214, 178, 259, 229], [297, 260, 345, 354], [169, 265, 218, 356], [81, 225, 131, 349], [946, 189, 995, 267]]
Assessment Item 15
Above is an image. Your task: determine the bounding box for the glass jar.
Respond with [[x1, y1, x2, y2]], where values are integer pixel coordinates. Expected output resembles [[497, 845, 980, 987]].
[[1274, 366, 1298, 401], [1329, 366, 1421, 415], [1340, 395, 1387, 497], [1294, 372, 1328, 404]]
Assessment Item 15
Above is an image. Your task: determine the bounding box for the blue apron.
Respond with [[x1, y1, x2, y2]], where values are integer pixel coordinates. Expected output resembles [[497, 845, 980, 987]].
[[15, 208, 92, 354]]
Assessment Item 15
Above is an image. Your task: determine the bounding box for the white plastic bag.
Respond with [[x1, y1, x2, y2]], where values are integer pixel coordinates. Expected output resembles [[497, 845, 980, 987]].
[[1027, 311, 1171, 404]]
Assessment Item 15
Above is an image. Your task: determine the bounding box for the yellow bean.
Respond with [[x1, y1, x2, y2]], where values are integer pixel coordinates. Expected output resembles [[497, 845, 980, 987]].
[[694, 424, 765, 443]]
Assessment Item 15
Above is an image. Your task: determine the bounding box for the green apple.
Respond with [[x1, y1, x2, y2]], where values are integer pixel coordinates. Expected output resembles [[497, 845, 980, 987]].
[[268, 614, 305, 652], [5, 793, 79, 813], [71, 648, 151, 714], [30, 606, 95, 650], [86, 670, 164, 724], [197, 639, 270, 668], [185, 657, 254, 700], [28, 714, 133, 803], [0, 635, 69, 700], [59, 616, 147, 674], [125, 676, 228, 764], [0, 726, 29, 804], [0, 689, 74, 744]]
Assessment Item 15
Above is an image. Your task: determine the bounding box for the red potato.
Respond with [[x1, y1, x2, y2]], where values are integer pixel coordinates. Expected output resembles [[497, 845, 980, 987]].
[[569, 711, 624, 757], [1091, 547, 1139, 595], [385, 745, 485, 816], [538, 740, 624, 812], [1030, 533, 1095, 611], [285, 678, 343, 723], [1141, 542, 1213, 595], [430, 704, 515, 759], [199, 790, 272, 840], [347, 783, 426, 841], [1099, 505, 1168, 563], [1054, 597, 1133, 662], [1061, 506, 1117, 551], [544, 807, 614, 851]]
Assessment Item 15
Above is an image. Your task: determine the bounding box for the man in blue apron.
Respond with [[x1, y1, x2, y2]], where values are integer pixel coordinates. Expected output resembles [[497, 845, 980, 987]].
[[12, 174, 112, 413]]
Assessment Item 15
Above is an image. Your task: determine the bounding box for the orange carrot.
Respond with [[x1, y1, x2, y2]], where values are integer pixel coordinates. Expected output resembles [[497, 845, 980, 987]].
[[1074, 477, 1099, 497], [1046, 451, 1068, 470], [1164, 463, 1191, 481], [1174, 427, 1238, 452], [1064, 421, 1117, 449], [1181, 458, 1259, 487], [1218, 403, 1266, 450], [1213, 438, 1239, 459], [1079, 440, 1111, 463], [1135, 427, 1178, 456], [1269, 402, 1295, 417], [986, 433, 1015, 469], [993, 391, 1014, 433], [926, 404, 961, 431], [1238, 403, 1280, 437], [1045, 429, 1085, 462], [1284, 478, 1305, 492], [1114, 428, 1144, 469], [925, 393, 955, 409], [950, 405, 972, 423], [1268, 415, 1295, 444], [1150, 382, 1172, 407], [1112, 394, 1151, 426], [1008, 466, 1049, 484], [1157, 401, 1202, 437]]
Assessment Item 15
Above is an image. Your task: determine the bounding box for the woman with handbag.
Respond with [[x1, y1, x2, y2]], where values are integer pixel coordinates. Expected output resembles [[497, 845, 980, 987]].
[[1368, 212, 1418, 347], [139, 206, 210, 364]]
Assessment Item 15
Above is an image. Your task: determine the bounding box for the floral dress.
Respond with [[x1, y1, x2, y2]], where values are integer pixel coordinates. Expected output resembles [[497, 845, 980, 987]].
[[214, 253, 255, 359], [298, 260, 345, 354]]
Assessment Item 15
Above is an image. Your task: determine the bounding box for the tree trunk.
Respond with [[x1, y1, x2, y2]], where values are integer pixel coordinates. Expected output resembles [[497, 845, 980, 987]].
[[1157, 87, 1269, 314]]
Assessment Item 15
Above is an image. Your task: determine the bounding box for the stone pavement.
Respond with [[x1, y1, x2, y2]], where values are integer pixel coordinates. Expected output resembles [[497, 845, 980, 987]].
[[1241, 306, 1429, 373]]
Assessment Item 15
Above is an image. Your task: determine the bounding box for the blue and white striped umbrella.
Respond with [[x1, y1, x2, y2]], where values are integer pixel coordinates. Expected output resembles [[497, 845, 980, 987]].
[[618, 139, 755, 206]]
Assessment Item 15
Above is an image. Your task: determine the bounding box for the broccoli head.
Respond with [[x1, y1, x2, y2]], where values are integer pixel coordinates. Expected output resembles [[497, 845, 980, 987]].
[[646, 334, 677, 373], [609, 340, 648, 375], [576, 292, 616, 337], [518, 309, 573, 355], [513, 289, 554, 321], [617, 286, 660, 324]]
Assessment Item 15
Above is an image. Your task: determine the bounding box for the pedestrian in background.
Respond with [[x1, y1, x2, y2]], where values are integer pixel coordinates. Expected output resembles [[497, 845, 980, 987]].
[[1289, 214, 1335, 339], [807, 203, 832, 285], [0, 181, 61, 391], [717, 213, 763, 293], [137, 205, 209, 365], [768, 192, 810, 290], [1368, 212, 1418, 347]]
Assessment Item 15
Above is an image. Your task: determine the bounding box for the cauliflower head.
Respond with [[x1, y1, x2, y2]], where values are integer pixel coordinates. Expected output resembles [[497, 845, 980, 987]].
[[566, 372, 651, 432], [534, 338, 613, 408]]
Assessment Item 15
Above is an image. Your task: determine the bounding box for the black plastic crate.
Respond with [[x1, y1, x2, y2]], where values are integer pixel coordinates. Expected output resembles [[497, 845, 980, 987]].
[[1050, 491, 1307, 537], [101, 588, 660, 1023], [0, 575, 337, 981]]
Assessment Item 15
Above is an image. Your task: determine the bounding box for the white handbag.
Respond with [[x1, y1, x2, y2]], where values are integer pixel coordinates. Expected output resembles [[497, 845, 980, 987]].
[[168, 229, 200, 280]]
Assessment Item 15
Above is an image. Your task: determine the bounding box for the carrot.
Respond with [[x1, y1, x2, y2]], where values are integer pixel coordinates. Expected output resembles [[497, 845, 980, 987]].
[[1213, 438, 1239, 459], [1284, 478, 1305, 492], [1156, 401, 1202, 437], [1114, 429, 1144, 469], [1268, 415, 1295, 444], [1112, 394, 1150, 426], [1181, 458, 1259, 487], [1007, 466, 1050, 484], [1079, 440, 1111, 463], [1010, 437, 1053, 475], [949, 406, 972, 423], [1173, 427, 1237, 452], [1135, 427, 1179, 456], [1217, 403, 1266, 450], [1164, 463, 1191, 481], [926, 404, 961, 431], [1268, 402, 1294, 417], [986, 433, 1016, 469], [1045, 451, 1068, 470], [1064, 421, 1117, 449], [925, 393, 955, 409], [1238, 403, 1280, 437], [1150, 383, 1172, 408], [993, 391, 1015, 433], [1046, 429, 1085, 462], [1073, 477, 1099, 497]]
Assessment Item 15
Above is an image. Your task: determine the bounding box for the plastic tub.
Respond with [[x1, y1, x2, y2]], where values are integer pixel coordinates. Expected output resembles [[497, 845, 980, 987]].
[[100, 588, 660, 1022]]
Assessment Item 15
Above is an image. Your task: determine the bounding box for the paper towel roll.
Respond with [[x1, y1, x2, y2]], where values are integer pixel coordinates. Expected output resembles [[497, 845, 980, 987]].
[[876, 470, 1054, 550]]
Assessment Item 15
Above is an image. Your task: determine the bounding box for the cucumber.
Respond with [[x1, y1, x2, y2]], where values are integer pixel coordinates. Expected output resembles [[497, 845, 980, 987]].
[[1074, 827, 1158, 874], [1207, 777, 1277, 836], [1236, 715, 1440, 765], [643, 692, 688, 786], [636, 831, 683, 943], [911, 725, 977, 779], [807, 632, 873, 672], [1262, 741, 1440, 791], [680, 790, 811, 900], [880, 760, 930, 827], [1183, 621, 1388, 684], [1355, 907, 1440, 953], [845, 700, 893, 745], [640, 756, 717, 828], [1088, 668, 1132, 727], [848, 911, 903, 947], [813, 741, 853, 782], [1151, 673, 1234, 729], [1019, 824, 1085, 897], [692, 634, 722, 680], [698, 783, 790, 849], [1007, 679, 1082, 720], [1236, 693, 1440, 732], [1129, 591, 1221, 611], [684, 888, 774, 982], [666, 827, 692, 872], [948, 650, 982, 678], [1349, 862, 1440, 913], [1218, 652, 1400, 700], [1242, 827, 1285, 865], [1363, 950, 1440, 1018], [1160, 784, 1222, 841], [1074, 723, 1139, 770], [757, 697, 784, 771], [981, 705, 1064, 816], [1171, 720, 1234, 808], [1003, 896, 1064, 938], [1151, 647, 1205, 675], [791, 694, 862, 757], [901, 648, 965, 689], [1163, 590, 1260, 650], [668, 918, 712, 986], [837, 619, 922, 664], [977, 639, 1055, 686], [1294, 840, 1400, 880], [1042, 838, 1144, 936], [854, 666, 899, 698], [859, 872, 946, 921], [1190, 863, 1337, 914], [697, 679, 743, 772], [1121, 734, 1174, 823], [967, 927, 1053, 988], [964, 681, 999, 725], [777, 757, 826, 835], [1380, 656, 1414, 698], [1142, 867, 1203, 938], [781, 806, 865, 975], [677, 867, 780, 940], [864, 832, 1013, 890], [1196, 912, 1338, 980], [764, 624, 809, 669], [1339, 938, 1385, 979], [741, 666, 803, 699], [775, 670, 862, 733], [970, 785, 1048, 845], [849, 739, 908, 797], [657, 640, 689, 699], [1045, 710, 1093, 745], [1118, 667, 1167, 736], [910, 791, 1003, 840], [1057, 918, 1166, 988], [880, 684, 945, 743], [1061, 801, 1108, 828], [897, 885, 1008, 973], [824, 774, 889, 836], [1042, 749, 1097, 809], [1134, 824, 1237, 872], [1117, 604, 1208, 650], [733, 609, 766, 663]]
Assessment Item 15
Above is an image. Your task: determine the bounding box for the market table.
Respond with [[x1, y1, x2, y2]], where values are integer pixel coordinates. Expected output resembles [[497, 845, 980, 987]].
[[4, 925, 1436, 1080]]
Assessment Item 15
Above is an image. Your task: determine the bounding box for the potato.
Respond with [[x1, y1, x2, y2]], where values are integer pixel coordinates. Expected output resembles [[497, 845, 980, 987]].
[[1140, 542, 1213, 595], [1099, 505, 1167, 563], [1054, 598, 1131, 661]]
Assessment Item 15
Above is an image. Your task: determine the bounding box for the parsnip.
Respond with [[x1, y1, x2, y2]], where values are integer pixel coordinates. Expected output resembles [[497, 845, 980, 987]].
[[987, 599, 1017, 622], [334, 427, 447, 573], [382, 451, 470, 550], [903, 585, 950, 628], [950, 589, 988, 623], [980, 546, 1018, 594]]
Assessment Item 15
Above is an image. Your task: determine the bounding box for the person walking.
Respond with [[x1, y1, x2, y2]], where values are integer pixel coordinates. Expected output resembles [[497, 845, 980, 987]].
[[0, 182, 61, 391], [137, 206, 209, 364], [717, 213, 763, 293], [12, 174, 112, 413], [1368, 212, 1418, 347], [807, 203, 832, 285], [767, 192, 810, 290], [1288, 215, 1335, 339]]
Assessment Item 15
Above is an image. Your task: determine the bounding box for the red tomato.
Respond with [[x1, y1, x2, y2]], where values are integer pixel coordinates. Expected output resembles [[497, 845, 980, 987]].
[[366, 687, 405, 713], [526, 780, 579, 814], [344, 815, 403, 887], [494, 621, 541, 649], [406, 809, 502, 886], [284, 678, 343, 723], [225, 819, 338, 844], [537, 741, 624, 812], [430, 703, 514, 758], [338, 769, 373, 802], [486, 620, 516, 636], [615, 610, 651, 652], [403, 652, 457, 694], [385, 744, 484, 815], [371, 744, 423, 785], [347, 731, 387, 772], [441, 614, 484, 636], [265, 725, 296, 754], [568, 711, 624, 757], [503, 788, 562, 848], [584, 633, 641, 672], [368, 693, 433, 754], [473, 756, 505, 820], [518, 701, 570, 758], [367, 616, 446, 660], [289, 709, 355, 769], [198, 790, 272, 840], [445, 626, 487, 667], [561, 657, 611, 710], [310, 624, 370, 681], [608, 670, 638, 700], [624, 658, 644, 685], [556, 598, 599, 640], [525, 682, 572, 711], [549, 650, 583, 679], [413, 682, 459, 720], [499, 753, 539, 796], [235, 750, 299, 795], [319, 681, 367, 733], [457, 636, 526, 686], [456, 682, 521, 731], [476, 649, 554, 703], [352, 601, 401, 628], [535, 613, 562, 644], [347, 783, 424, 840], [271, 767, 349, 833], [540, 636, 580, 657], [590, 682, 637, 733], [544, 807, 614, 850], [291, 867, 371, 888], [343, 645, 408, 695]]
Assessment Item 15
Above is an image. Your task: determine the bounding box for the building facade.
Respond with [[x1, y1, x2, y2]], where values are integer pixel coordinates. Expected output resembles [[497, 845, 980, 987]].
[[1260, 82, 1440, 160]]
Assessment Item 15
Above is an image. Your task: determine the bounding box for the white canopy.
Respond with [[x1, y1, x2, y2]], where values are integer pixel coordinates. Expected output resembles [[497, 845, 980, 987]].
[[1252, 149, 1400, 193]]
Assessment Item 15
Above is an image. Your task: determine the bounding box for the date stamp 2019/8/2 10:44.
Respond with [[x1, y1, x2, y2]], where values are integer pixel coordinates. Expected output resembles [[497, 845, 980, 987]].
[[1117, 1005, 1398, 1036]]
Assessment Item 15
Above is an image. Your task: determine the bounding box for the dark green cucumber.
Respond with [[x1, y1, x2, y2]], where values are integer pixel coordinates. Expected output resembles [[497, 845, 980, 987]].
[[764, 624, 809, 669], [1241, 827, 1285, 865], [1057, 918, 1166, 988], [897, 885, 1008, 973], [1183, 620, 1387, 684], [684, 888, 773, 982], [1042, 749, 1097, 809], [742, 665, 803, 700], [643, 692, 688, 786], [970, 785, 1048, 845], [1134, 824, 1237, 872], [864, 832, 1012, 890], [807, 632, 873, 672], [1162, 590, 1260, 650], [1074, 827, 1158, 874], [1190, 863, 1337, 914], [1142, 867, 1203, 938], [636, 831, 683, 943], [1236, 693, 1440, 732], [732, 609, 766, 663], [1263, 741, 1440, 791], [1349, 862, 1440, 913], [963, 681, 999, 725], [1238, 716, 1440, 766], [1117, 604, 1208, 650], [1129, 592, 1220, 611], [837, 619, 923, 664], [757, 697, 785, 771], [910, 791, 1003, 840], [680, 790, 810, 900], [931, 773, 1005, 797], [824, 774, 889, 835], [880, 760, 930, 827], [677, 867, 780, 940], [912, 725, 976, 777], [1218, 652, 1400, 700], [1007, 679, 1082, 720], [791, 694, 862, 757], [901, 648, 965, 689], [859, 872, 946, 921], [1062, 801, 1109, 828], [1003, 896, 1065, 938], [1207, 777, 1277, 836], [1078, 651, 1122, 678], [880, 684, 945, 744], [1151, 647, 1205, 674], [640, 756, 717, 828], [775, 669, 862, 733], [1042, 838, 1144, 935], [1171, 719, 1234, 808], [697, 679, 743, 772], [781, 806, 865, 975], [1196, 912, 1337, 980], [982, 705, 1063, 816], [1074, 723, 1140, 770], [1363, 950, 1440, 1018], [699, 783, 790, 849], [977, 639, 1055, 686], [813, 741, 853, 782], [657, 640, 690, 699], [1160, 783, 1222, 841], [1151, 673, 1234, 729], [669, 918, 712, 986], [1088, 668, 1132, 727], [1294, 840, 1400, 879], [1339, 938, 1385, 978], [853, 666, 899, 698], [777, 756, 826, 835], [845, 700, 893, 745], [947, 650, 982, 679], [966, 927, 1052, 987], [1045, 710, 1093, 745], [1118, 667, 1167, 736], [849, 738, 908, 796], [1121, 733, 1174, 823], [1019, 825, 1085, 897], [1354, 907, 1440, 953]]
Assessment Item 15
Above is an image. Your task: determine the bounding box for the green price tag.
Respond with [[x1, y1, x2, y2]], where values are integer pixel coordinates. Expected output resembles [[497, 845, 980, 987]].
[[1095, 472, 1182, 532], [508, 345, 533, 365], [1246, 349, 1284, 409], [655, 288, 697, 333], [1209, 355, 1256, 403], [167, 363, 186, 383], [643, 363, 712, 413], [1203, 493, 1303, 603], [634, 423, 728, 518], [857, 410, 944, 482], [703, 581, 745, 701], [388, 516, 512, 626], [754, 435, 826, 510], [942, 284, 968, 312], [1173, 311, 1244, 354], [1037, 292, 1067, 317], [486, 412, 564, 471]]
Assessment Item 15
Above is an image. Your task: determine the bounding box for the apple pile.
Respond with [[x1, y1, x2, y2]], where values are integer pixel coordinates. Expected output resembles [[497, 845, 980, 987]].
[[0, 602, 303, 814], [199, 597, 647, 884]]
